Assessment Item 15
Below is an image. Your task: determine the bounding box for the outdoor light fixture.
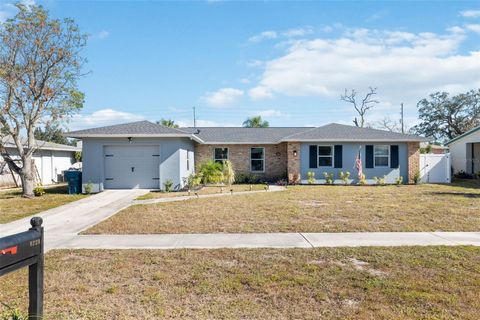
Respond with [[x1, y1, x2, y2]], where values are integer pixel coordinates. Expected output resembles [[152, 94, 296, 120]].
[[127, 137, 133, 143], [293, 150, 298, 157]]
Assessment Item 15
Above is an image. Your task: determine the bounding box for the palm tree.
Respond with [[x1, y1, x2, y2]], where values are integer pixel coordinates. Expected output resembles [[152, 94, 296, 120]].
[[242, 116, 269, 128], [156, 118, 179, 128]]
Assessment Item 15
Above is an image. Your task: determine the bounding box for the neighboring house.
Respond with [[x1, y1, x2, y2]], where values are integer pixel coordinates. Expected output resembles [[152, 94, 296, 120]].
[[0, 136, 79, 187], [66, 121, 426, 192], [446, 125, 480, 175]]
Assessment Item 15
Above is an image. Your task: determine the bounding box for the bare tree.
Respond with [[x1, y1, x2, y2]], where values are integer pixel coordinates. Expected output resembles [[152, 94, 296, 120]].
[[341, 87, 379, 127], [0, 4, 86, 197], [375, 116, 402, 132]]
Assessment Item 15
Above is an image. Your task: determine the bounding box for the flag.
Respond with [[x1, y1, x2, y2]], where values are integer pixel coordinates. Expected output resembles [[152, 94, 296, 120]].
[[355, 149, 363, 179]]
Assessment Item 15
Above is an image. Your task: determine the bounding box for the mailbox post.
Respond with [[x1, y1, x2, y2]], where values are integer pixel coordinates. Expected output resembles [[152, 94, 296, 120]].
[[0, 217, 44, 319]]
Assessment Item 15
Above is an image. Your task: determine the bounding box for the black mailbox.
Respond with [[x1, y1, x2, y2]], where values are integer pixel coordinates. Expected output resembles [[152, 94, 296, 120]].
[[0, 217, 44, 319]]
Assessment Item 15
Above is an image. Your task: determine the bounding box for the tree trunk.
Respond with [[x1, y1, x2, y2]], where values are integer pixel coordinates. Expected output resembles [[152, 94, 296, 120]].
[[20, 157, 36, 198]]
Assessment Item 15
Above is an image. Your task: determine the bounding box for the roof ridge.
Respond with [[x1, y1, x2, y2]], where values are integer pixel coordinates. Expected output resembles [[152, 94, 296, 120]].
[[279, 126, 321, 141]]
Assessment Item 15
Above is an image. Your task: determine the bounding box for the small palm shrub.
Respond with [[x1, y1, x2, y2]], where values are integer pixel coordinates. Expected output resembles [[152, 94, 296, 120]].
[[222, 160, 235, 186], [84, 182, 93, 194], [413, 170, 421, 184], [373, 176, 387, 186], [323, 172, 334, 185], [184, 173, 202, 190], [198, 160, 224, 184], [307, 171, 315, 184], [339, 171, 350, 185], [395, 176, 404, 185], [358, 173, 367, 185], [163, 179, 174, 192], [33, 186, 45, 197]]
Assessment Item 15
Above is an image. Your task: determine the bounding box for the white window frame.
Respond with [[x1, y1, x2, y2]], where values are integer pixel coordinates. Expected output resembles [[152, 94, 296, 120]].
[[250, 147, 265, 172], [214, 147, 229, 163], [317, 145, 334, 168], [374, 145, 390, 168]]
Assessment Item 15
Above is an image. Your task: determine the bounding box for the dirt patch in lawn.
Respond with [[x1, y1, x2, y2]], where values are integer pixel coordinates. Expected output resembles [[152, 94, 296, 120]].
[[86, 181, 480, 234], [0, 185, 86, 224], [0, 246, 478, 319]]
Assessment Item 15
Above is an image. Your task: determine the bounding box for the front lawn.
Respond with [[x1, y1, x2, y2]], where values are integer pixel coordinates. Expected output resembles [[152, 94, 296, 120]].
[[1, 247, 478, 319], [0, 185, 86, 224], [86, 180, 480, 234], [137, 184, 267, 200]]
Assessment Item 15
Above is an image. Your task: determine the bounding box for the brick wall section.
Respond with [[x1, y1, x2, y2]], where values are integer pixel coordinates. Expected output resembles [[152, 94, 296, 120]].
[[194, 143, 288, 181], [407, 141, 420, 183], [287, 142, 301, 184]]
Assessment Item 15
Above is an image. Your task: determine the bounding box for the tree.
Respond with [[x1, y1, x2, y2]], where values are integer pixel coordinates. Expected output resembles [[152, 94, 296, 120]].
[[341, 87, 379, 127], [242, 116, 269, 128], [413, 90, 480, 142], [34, 124, 71, 145], [0, 4, 86, 197], [156, 118, 179, 128]]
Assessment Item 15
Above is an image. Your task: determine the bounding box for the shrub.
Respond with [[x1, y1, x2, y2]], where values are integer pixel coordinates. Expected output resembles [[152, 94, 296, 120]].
[[307, 171, 315, 184], [222, 160, 235, 186], [235, 173, 260, 184], [33, 186, 45, 197], [339, 171, 350, 185], [183, 173, 202, 190], [84, 182, 93, 194], [373, 176, 386, 186], [323, 172, 334, 185], [413, 170, 421, 184], [395, 176, 404, 185], [163, 179, 174, 192], [74, 151, 82, 162], [198, 160, 224, 184], [358, 173, 367, 185]]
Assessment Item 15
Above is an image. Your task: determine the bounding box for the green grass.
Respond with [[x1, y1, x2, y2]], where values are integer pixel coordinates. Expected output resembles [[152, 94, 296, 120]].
[[0, 185, 86, 224], [86, 180, 480, 234], [0, 246, 479, 319]]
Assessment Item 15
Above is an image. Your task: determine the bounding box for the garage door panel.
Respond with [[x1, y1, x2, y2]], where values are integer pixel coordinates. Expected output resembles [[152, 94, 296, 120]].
[[104, 146, 160, 189]]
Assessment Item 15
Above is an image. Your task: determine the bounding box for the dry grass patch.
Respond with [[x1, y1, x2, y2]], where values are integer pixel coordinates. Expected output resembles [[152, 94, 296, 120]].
[[136, 184, 267, 200], [0, 247, 479, 319], [0, 185, 86, 224], [86, 180, 480, 234]]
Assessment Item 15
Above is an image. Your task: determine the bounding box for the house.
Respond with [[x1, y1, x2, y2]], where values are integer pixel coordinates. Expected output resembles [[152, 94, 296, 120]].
[[0, 136, 80, 187], [66, 121, 427, 193], [446, 125, 480, 175]]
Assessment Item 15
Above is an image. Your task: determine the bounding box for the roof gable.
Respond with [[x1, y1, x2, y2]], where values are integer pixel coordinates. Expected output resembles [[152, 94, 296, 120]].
[[66, 121, 193, 137], [446, 125, 480, 145]]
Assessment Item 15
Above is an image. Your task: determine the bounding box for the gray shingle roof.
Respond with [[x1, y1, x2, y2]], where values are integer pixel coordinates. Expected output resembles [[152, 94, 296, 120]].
[[183, 127, 311, 143], [1, 135, 80, 152], [281, 123, 427, 142], [65, 121, 426, 143], [66, 121, 192, 137]]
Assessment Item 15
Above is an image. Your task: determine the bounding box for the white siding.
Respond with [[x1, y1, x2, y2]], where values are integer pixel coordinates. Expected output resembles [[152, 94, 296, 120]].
[[449, 129, 480, 173]]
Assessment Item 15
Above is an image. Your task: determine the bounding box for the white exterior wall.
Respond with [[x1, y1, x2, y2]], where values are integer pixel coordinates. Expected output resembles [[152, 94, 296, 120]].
[[81, 137, 195, 193], [449, 129, 480, 174]]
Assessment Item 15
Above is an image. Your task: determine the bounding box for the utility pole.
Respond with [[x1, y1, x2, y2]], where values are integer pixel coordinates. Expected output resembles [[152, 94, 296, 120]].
[[193, 106, 196, 128], [400, 103, 404, 134]]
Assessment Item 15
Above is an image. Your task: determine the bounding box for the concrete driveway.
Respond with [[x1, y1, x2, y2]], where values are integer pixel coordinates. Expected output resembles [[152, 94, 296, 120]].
[[0, 189, 149, 250]]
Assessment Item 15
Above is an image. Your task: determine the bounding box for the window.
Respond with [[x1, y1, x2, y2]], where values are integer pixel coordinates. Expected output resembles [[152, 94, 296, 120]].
[[374, 145, 389, 167], [318, 145, 333, 167], [214, 147, 228, 163], [250, 147, 265, 172]]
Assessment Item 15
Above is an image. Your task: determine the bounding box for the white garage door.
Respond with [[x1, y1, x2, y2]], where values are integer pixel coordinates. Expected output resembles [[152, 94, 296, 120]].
[[104, 145, 160, 189]]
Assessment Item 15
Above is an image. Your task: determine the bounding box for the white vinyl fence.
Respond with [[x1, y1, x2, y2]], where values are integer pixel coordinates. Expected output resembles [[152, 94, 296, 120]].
[[419, 153, 451, 184]]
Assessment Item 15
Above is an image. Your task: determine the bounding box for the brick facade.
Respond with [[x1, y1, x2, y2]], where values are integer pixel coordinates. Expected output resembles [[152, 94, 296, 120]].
[[287, 142, 301, 184], [407, 141, 420, 183], [194, 143, 288, 181]]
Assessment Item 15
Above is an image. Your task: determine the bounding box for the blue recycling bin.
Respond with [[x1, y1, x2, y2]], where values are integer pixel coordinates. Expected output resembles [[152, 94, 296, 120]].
[[64, 170, 82, 194]]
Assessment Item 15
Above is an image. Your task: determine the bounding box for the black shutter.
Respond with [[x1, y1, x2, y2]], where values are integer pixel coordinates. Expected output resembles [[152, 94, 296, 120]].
[[390, 145, 399, 168], [334, 145, 343, 168], [365, 145, 374, 168], [309, 145, 317, 168]]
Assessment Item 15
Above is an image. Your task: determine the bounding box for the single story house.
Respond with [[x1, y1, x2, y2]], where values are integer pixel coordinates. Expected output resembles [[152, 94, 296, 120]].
[[0, 136, 79, 187], [66, 121, 427, 193], [446, 125, 480, 175]]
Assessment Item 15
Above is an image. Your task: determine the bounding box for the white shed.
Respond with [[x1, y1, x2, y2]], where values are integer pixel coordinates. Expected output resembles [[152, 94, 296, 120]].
[[1, 136, 80, 187], [446, 125, 480, 175]]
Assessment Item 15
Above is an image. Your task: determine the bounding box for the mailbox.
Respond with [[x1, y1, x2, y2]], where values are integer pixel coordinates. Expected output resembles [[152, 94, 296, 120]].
[[0, 217, 44, 319]]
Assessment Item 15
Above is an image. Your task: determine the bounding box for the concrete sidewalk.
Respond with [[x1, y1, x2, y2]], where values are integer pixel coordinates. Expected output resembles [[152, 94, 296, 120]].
[[59, 232, 480, 250]]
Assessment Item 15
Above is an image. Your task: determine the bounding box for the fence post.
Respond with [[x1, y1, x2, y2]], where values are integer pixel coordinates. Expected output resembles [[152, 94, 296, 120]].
[[28, 217, 44, 319]]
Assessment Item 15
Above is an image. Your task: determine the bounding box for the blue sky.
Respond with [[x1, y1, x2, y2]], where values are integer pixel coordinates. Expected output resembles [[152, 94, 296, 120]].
[[2, 1, 480, 129]]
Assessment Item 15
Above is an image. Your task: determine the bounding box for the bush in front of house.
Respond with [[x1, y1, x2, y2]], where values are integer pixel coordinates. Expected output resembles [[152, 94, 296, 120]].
[[235, 173, 262, 184], [339, 171, 350, 185], [395, 176, 404, 185], [307, 171, 315, 184], [222, 160, 235, 186], [323, 172, 334, 185], [358, 173, 367, 185], [163, 179, 174, 192], [198, 160, 224, 184], [33, 186, 45, 197], [373, 176, 387, 186]]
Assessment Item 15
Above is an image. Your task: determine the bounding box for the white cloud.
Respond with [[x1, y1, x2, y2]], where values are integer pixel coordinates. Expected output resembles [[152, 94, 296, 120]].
[[282, 27, 314, 37], [466, 24, 480, 33], [203, 87, 244, 107], [248, 27, 480, 107], [460, 10, 480, 18], [68, 109, 145, 130], [252, 109, 284, 117], [248, 31, 278, 43]]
